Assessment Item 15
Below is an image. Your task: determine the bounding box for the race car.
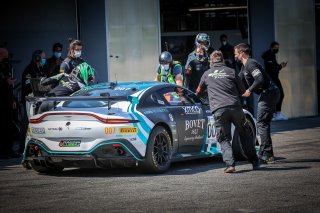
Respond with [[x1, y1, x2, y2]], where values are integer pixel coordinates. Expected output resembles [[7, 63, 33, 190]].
[[23, 81, 257, 174]]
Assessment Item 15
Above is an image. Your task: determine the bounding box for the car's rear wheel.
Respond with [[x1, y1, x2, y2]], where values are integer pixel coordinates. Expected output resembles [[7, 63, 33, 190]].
[[232, 118, 256, 160], [30, 160, 64, 173], [140, 126, 172, 173]]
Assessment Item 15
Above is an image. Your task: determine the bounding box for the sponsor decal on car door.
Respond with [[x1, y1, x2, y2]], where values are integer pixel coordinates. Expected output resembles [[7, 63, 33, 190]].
[[177, 105, 206, 153]]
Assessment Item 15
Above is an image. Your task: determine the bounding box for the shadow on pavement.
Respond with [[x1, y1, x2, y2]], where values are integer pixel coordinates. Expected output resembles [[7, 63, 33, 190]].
[[236, 166, 311, 174], [0, 157, 22, 170], [32, 157, 226, 178], [271, 116, 320, 133]]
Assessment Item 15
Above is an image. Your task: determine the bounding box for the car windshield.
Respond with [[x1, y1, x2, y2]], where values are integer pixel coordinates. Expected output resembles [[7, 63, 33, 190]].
[[62, 86, 140, 108]]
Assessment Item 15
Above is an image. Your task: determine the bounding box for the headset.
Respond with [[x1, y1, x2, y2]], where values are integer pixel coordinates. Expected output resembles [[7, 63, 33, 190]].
[[32, 50, 43, 62]]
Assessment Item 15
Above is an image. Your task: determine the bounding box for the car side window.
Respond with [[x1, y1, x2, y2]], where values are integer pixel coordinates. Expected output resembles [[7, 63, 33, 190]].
[[163, 91, 192, 106], [139, 92, 165, 108], [157, 86, 194, 106]]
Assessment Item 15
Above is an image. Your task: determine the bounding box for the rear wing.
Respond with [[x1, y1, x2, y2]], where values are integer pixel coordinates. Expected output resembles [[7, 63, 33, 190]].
[[25, 95, 135, 110]]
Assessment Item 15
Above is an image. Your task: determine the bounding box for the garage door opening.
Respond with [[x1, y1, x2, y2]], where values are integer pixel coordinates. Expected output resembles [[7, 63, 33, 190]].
[[159, 0, 249, 65]]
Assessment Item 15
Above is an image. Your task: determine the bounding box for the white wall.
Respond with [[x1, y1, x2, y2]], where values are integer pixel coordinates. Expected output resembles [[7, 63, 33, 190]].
[[275, 0, 317, 117], [106, 0, 160, 82]]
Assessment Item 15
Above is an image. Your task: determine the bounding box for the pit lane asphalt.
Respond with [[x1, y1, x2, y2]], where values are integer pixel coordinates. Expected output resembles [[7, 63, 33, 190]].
[[1, 116, 320, 213]]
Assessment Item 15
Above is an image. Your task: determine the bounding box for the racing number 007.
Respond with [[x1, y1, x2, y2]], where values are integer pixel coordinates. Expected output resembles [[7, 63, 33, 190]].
[[105, 127, 116, 134]]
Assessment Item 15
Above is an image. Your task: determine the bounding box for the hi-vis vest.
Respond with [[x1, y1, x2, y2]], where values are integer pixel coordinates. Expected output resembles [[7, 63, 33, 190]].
[[158, 63, 182, 84]]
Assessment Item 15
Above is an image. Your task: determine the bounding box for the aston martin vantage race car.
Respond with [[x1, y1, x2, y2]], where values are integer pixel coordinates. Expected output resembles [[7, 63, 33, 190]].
[[23, 81, 257, 174]]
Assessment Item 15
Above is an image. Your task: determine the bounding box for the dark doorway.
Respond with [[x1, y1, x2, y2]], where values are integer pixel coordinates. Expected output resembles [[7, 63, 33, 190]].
[[159, 0, 249, 65]]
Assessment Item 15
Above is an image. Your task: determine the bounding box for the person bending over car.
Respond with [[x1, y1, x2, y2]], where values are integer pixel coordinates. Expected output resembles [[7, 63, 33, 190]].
[[197, 50, 260, 173], [37, 62, 95, 114]]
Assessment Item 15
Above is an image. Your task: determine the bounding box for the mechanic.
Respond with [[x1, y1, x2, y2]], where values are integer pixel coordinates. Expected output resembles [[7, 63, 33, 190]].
[[218, 34, 235, 69], [235, 43, 280, 164], [155, 51, 183, 86], [261, 41, 288, 121], [197, 50, 260, 173], [184, 33, 214, 71], [37, 62, 95, 113], [21, 49, 47, 104], [184, 45, 210, 93], [60, 38, 85, 74], [46, 42, 64, 77]]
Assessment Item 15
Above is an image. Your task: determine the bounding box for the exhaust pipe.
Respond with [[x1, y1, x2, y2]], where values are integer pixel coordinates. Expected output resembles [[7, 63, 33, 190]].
[[115, 147, 125, 156]]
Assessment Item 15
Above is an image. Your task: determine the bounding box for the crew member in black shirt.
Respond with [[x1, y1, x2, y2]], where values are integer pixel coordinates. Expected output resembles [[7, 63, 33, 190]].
[[234, 43, 280, 164], [197, 50, 260, 173], [184, 45, 210, 92], [261, 41, 288, 120]]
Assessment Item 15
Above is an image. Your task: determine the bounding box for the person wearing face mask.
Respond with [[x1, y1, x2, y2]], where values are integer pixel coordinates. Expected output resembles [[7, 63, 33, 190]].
[[60, 38, 85, 74], [219, 34, 235, 69], [46, 42, 64, 77], [185, 33, 214, 71], [21, 50, 47, 105], [155, 51, 183, 86], [262, 41, 288, 121], [235, 43, 280, 164], [184, 45, 210, 93]]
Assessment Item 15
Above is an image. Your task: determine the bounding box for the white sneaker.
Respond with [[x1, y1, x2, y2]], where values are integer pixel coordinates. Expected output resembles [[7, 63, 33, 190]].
[[277, 113, 288, 120], [272, 112, 288, 121]]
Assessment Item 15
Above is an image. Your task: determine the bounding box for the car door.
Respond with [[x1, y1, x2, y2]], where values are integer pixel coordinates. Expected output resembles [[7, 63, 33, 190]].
[[157, 86, 206, 153]]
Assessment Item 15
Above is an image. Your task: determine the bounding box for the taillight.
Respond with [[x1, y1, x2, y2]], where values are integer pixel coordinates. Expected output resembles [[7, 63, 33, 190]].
[[29, 112, 139, 124], [100, 119, 139, 124]]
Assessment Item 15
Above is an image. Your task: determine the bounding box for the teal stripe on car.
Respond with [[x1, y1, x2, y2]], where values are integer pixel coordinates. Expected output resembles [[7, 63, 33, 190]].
[[129, 113, 148, 144]]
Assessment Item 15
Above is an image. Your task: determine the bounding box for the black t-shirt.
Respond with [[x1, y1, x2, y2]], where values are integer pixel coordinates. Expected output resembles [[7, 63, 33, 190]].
[[21, 62, 46, 102], [185, 58, 210, 92], [60, 57, 84, 74], [239, 58, 275, 94], [46, 55, 64, 77], [261, 49, 282, 80]]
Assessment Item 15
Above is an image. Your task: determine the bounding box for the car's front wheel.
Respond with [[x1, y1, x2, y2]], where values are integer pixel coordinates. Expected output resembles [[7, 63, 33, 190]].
[[140, 126, 172, 173]]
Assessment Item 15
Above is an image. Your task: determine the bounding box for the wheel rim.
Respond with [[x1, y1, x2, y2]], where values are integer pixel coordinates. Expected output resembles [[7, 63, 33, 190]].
[[153, 133, 170, 166]]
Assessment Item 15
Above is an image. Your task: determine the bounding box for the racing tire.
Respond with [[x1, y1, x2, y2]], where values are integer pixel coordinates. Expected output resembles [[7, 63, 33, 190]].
[[30, 160, 64, 173], [232, 118, 256, 160], [140, 126, 172, 174]]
